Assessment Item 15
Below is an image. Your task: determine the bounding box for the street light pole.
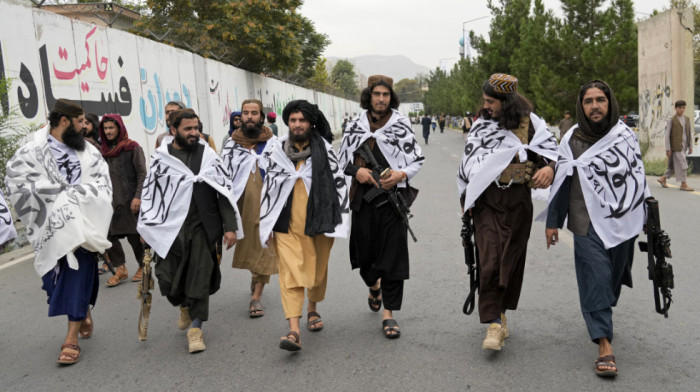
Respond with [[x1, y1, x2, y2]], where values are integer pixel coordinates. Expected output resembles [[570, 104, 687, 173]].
[[462, 15, 490, 60]]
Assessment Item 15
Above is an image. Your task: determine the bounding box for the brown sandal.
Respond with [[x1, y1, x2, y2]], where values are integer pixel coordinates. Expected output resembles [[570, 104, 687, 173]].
[[307, 311, 323, 332], [249, 299, 264, 318], [279, 331, 301, 351], [57, 343, 81, 365], [79, 314, 93, 339], [106, 266, 128, 287]]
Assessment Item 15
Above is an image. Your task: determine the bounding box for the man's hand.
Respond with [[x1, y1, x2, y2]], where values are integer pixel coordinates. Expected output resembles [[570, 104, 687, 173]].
[[379, 170, 405, 190], [532, 166, 554, 189], [265, 233, 273, 247], [545, 228, 558, 249], [131, 198, 141, 214], [667, 150, 672, 158], [223, 231, 237, 250], [355, 168, 378, 187]]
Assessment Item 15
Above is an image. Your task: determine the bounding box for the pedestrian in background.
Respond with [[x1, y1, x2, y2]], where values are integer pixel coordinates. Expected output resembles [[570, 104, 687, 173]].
[[658, 100, 694, 191], [267, 111, 278, 136], [99, 114, 147, 287]]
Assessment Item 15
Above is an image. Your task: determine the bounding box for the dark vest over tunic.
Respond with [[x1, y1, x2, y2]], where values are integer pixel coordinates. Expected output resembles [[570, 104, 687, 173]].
[[670, 115, 691, 152]]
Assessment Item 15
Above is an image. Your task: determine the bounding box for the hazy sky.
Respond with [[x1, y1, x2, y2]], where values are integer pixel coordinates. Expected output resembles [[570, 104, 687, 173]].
[[300, 0, 666, 72]]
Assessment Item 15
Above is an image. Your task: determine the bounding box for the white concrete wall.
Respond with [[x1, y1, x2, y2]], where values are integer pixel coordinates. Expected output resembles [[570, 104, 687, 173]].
[[638, 9, 696, 159], [0, 0, 360, 156]]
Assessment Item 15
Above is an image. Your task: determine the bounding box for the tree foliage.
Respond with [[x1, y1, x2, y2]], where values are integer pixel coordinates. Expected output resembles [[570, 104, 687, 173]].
[[425, 0, 639, 123], [393, 78, 424, 102], [330, 59, 359, 99], [133, 0, 329, 77]]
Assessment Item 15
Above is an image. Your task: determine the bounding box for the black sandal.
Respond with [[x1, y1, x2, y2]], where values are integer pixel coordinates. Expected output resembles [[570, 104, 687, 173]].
[[382, 319, 401, 339], [595, 355, 618, 377], [368, 287, 382, 312], [279, 331, 301, 351]]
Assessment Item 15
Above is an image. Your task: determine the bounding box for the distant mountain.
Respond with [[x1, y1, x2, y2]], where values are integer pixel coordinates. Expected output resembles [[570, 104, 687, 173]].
[[327, 55, 430, 83]]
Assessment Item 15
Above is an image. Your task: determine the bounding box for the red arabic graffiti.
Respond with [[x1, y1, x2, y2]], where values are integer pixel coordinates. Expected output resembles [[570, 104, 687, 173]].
[[52, 26, 109, 83]]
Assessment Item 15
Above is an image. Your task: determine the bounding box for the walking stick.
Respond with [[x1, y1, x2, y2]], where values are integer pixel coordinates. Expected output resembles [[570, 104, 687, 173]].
[[137, 246, 154, 341]]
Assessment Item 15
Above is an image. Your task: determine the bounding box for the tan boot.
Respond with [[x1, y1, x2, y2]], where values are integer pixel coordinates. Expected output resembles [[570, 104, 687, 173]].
[[187, 327, 206, 353], [482, 323, 505, 351], [501, 313, 509, 339], [178, 306, 191, 330]]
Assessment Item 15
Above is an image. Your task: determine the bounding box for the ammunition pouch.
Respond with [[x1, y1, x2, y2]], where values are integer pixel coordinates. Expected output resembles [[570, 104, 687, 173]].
[[497, 161, 535, 188]]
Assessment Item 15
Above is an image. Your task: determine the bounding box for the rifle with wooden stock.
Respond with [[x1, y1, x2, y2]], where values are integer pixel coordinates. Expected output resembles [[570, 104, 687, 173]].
[[137, 246, 154, 340]]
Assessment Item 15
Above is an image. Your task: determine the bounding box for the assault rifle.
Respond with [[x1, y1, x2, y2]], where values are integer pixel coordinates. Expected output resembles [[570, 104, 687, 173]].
[[461, 212, 479, 315], [638, 198, 674, 318], [137, 246, 154, 340], [356, 144, 417, 242]]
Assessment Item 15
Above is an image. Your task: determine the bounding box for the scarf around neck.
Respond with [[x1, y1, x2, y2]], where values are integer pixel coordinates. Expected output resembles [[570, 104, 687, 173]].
[[231, 125, 273, 149]]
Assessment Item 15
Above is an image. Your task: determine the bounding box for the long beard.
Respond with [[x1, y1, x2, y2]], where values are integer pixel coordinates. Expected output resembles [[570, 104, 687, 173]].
[[175, 132, 198, 152], [63, 123, 86, 151], [242, 121, 263, 139]]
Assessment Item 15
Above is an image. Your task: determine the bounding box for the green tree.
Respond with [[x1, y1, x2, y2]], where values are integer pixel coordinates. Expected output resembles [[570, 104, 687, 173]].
[[394, 78, 424, 102], [133, 0, 329, 76], [308, 57, 331, 91], [330, 59, 359, 98]]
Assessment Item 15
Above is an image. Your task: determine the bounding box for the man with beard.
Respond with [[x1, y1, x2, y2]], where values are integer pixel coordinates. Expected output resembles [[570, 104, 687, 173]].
[[658, 100, 694, 191], [83, 113, 100, 149], [222, 111, 242, 149], [338, 75, 424, 339], [99, 114, 147, 287], [155, 100, 186, 149], [220, 99, 278, 318], [545, 80, 649, 377], [457, 74, 558, 351], [5, 98, 113, 365], [259, 100, 349, 352], [138, 109, 241, 353]]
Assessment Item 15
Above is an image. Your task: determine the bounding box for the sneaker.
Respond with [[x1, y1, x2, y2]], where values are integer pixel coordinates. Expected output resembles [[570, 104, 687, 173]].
[[187, 328, 206, 353], [501, 313, 509, 339], [178, 306, 191, 330], [482, 323, 505, 351]]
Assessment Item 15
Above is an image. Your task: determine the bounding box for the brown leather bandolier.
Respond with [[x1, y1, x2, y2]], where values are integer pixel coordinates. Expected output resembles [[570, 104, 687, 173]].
[[498, 161, 535, 187]]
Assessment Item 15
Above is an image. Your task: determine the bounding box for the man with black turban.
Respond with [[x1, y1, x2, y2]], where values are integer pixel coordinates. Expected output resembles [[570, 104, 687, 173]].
[[338, 75, 425, 339], [545, 80, 650, 378], [259, 100, 349, 352]]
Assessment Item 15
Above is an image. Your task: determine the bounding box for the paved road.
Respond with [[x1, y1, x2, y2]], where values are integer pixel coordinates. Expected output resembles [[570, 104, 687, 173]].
[[1, 126, 699, 391]]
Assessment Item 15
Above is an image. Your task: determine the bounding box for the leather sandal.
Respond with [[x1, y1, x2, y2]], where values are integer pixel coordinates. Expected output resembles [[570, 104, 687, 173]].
[[368, 287, 382, 312], [106, 265, 128, 287], [307, 311, 323, 332], [249, 299, 264, 318], [79, 314, 93, 339], [595, 355, 618, 377], [382, 319, 401, 339], [131, 267, 143, 282], [57, 343, 81, 365], [279, 331, 301, 351]]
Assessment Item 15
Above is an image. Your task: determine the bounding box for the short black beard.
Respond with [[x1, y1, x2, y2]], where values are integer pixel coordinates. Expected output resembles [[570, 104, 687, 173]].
[[107, 137, 118, 147], [289, 128, 311, 144], [63, 123, 86, 151], [589, 117, 610, 135], [174, 132, 198, 152], [242, 120, 263, 139]]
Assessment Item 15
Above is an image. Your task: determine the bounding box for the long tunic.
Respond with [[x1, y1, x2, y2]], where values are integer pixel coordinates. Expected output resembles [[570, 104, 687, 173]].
[[105, 146, 147, 235], [154, 146, 237, 321], [274, 160, 334, 291], [232, 167, 278, 276]]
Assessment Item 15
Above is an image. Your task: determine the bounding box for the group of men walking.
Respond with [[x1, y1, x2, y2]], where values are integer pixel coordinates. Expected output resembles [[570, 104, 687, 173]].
[[1, 70, 684, 379], [3, 74, 423, 363]]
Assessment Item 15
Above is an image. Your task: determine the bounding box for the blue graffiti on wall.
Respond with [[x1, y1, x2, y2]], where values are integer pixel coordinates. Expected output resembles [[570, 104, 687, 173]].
[[139, 68, 192, 134]]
